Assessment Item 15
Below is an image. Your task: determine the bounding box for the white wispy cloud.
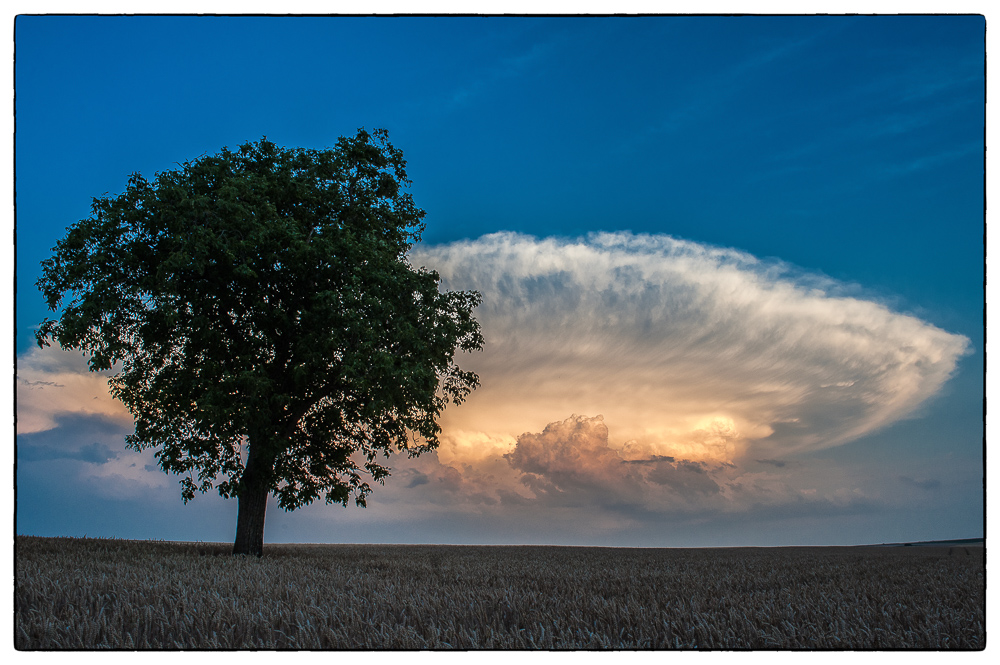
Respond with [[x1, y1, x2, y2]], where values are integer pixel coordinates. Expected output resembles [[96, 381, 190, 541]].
[[441, 38, 556, 111], [621, 27, 833, 153], [877, 142, 983, 178]]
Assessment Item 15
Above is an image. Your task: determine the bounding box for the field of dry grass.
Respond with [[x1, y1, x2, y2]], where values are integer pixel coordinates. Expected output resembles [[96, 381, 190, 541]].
[[15, 535, 984, 650]]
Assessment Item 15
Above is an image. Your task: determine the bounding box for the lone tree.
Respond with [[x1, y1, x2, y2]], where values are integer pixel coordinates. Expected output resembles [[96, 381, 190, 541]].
[[36, 129, 484, 556]]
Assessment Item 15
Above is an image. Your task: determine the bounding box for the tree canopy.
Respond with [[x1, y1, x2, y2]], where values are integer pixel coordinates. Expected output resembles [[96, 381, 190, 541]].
[[36, 129, 483, 554]]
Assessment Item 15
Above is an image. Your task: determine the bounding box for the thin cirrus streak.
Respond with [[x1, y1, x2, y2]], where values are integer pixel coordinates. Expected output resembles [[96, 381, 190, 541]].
[[409, 231, 971, 468]]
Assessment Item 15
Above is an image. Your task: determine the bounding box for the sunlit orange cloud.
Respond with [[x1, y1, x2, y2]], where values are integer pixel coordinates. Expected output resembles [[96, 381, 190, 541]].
[[16, 345, 133, 434], [412, 232, 971, 468]]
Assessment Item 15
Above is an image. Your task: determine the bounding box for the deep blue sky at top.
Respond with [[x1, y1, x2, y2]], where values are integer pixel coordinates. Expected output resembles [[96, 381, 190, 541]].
[[16, 14, 983, 359]]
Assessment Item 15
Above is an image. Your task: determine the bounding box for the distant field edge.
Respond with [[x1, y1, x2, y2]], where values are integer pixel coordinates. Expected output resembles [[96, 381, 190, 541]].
[[14, 535, 985, 548], [869, 538, 984, 548]]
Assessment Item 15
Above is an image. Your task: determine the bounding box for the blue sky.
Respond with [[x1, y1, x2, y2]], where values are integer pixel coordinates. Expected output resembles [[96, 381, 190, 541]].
[[14, 15, 984, 547]]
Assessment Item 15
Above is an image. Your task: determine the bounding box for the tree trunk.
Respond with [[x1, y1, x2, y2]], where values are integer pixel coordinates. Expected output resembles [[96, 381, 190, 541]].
[[232, 445, 271, 556]]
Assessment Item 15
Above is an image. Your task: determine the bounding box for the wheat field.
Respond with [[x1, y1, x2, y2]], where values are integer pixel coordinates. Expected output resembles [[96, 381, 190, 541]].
[[14, 535, 984, 650]]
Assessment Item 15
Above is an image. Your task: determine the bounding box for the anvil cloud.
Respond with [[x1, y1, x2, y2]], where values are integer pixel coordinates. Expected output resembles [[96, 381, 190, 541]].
[[411, 232, 970, 468]]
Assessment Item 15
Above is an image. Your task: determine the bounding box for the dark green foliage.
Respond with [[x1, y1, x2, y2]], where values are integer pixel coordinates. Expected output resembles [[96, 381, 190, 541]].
[[36, 129, 483, 516]]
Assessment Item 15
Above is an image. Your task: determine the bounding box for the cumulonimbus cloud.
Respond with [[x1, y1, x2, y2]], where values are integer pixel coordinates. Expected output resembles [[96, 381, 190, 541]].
[[411, 231, 971, 463], [17, 231, 970, 489]]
